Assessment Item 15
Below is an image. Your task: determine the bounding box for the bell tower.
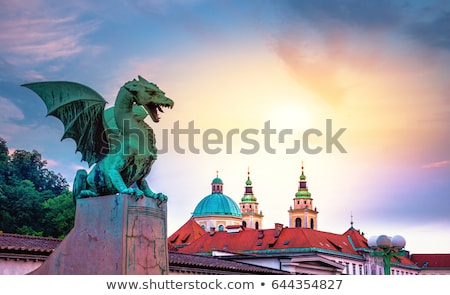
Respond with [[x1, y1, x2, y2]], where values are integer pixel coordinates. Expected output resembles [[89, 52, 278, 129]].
[[288, 163, 318, 229], [239, 168, 263, 229]]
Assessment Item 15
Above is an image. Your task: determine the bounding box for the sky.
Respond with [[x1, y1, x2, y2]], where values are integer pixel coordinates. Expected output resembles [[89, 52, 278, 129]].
[[0, 0, 449, 253]]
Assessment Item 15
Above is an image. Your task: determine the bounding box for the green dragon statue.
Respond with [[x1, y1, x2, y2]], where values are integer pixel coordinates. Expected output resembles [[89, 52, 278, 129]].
[[22, 76, 174, 203]]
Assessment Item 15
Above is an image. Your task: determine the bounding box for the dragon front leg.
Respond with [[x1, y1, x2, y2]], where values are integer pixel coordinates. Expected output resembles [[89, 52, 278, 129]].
[[73, 169, 97, 202], [138, 179, 168, 202], [108, 169, 144, 200]]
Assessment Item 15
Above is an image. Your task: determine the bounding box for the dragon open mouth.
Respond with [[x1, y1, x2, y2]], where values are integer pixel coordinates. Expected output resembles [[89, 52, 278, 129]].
[[146, 102, 173, 123]]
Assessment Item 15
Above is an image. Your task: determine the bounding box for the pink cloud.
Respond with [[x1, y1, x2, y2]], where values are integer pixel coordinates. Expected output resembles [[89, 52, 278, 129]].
[[422, 160, 450, 169], [0, 97, 28, 138], [0, 3, 100, 65], [44, 159, 60, 167]]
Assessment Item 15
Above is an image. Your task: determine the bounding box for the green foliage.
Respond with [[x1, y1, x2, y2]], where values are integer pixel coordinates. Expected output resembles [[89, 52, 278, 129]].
[[42, 190, 75, 238], [0, 137, 74, 237], [8, 149, 68, 195]]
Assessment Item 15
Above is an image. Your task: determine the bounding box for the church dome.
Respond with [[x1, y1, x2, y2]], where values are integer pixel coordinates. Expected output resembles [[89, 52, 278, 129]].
[[192, 193, 242, 217], [211, 177, 223, 184]]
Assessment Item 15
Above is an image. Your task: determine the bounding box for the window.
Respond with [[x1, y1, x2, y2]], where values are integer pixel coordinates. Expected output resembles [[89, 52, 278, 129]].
[[242, 221, 247, 228], [359, 265, 363, 275], [310, 218, 314, 229], [218, 225, 224, 231], [255, 221, 259, 230], [352, 263, 356, 275], [345, 262, 349, 274], [295, 217, 302, 228]]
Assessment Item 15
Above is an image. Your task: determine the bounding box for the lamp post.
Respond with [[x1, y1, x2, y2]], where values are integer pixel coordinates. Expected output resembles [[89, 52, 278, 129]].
[[368, 235, 406, 275]]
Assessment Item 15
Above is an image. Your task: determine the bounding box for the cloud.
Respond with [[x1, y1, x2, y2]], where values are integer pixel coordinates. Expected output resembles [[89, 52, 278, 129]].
[[259, 1, 450, 107], [422, 160, 450, 169], [0, 1, 101, 66], [43, 159, 60, 168], [128, 0, 203, 15], [408, 10, 450, 50], [280, 0, 402, 27], [0, 96, 27, 140]]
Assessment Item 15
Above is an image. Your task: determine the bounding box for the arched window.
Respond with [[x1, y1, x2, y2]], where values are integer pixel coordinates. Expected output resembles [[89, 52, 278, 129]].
[[295, 217, 302, 228], [310, 218, 314, 229], [218, 224, 224, 231], [242, 220, 247, 228], [255, 221, 259, 230]]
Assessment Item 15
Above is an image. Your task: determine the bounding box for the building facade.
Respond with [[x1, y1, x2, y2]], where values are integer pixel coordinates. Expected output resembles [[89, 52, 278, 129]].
[[170, 165, 424, 275]]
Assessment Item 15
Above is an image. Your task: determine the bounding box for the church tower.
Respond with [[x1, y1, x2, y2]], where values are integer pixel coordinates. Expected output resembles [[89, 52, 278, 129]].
[[239, 168, 263, 229], [288, 163, 318, 229]]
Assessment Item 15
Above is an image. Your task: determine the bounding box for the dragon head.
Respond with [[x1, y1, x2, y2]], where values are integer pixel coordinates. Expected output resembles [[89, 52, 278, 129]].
[[124, 75, 174, 122]]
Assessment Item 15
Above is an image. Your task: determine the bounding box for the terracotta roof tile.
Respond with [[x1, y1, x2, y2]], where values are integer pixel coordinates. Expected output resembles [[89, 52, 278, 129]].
[[0, 233, 61, 253], [168, 218, 206, 246], [410, 254, 450, 268], [169, 251, 288, 274], [179, 227, 364, 256]]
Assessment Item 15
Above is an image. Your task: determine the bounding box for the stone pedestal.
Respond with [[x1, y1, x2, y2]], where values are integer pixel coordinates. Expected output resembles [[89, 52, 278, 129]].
[[30, 194, 168, 275]]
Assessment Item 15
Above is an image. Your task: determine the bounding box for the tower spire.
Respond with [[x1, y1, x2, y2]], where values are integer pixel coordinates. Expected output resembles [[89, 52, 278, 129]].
[[240, 166, 263, 229], [211, 170, 223, 194], [246, 166, 252, 186], [298, 162, 308, 191], [289, 161, 318, 229], [350, 212, 354, 229]]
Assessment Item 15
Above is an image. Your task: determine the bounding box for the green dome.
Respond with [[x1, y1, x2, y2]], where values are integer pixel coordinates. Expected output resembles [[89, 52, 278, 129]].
[[241, 193, 257, 202], [193, 193, 242, 217], [211, 177, 223, 184], [300, 171, 306, 181], [295, 190, 311, 198]]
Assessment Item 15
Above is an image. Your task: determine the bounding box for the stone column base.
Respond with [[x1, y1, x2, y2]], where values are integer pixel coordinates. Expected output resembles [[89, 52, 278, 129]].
[[30, 194, 168, 275]]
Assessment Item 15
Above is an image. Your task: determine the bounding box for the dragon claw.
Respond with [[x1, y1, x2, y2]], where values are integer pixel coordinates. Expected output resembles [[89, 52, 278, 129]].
[[122, 187, 144, 198], [78, 190, 98, 199], [144, 191, 168, 202], [155, 193, 168, 202]]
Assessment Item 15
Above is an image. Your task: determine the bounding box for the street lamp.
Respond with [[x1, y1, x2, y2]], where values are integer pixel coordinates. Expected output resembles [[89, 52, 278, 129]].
[[368, 234, 406, 275]]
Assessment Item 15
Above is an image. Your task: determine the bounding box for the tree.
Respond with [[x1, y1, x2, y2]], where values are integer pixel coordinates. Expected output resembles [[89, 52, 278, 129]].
[[42, 190, 75, 238], [8, 149, 68, 195], [0, 137, 74, 237], [0, 137, 8, 186], [1, 179, 44, 234]]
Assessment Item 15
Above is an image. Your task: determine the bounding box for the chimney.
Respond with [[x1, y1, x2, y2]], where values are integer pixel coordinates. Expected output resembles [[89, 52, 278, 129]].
[[258, 230, 264, 239], [226, 225, 242, 233], [274, 223, 283, 238]]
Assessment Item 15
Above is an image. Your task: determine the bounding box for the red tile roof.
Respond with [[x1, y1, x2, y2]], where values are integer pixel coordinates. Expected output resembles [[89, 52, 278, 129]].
[[169, 251, 289, 274], [410, 254, 450, 268], [343, 228, 369, 249], [168, 218, 206, 246], [0, 233, 61, 254], [178, 226, 366, 257]]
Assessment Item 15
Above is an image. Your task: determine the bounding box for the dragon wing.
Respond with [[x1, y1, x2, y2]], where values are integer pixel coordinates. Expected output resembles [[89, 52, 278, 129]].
[[22, 81, 108, 167]]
